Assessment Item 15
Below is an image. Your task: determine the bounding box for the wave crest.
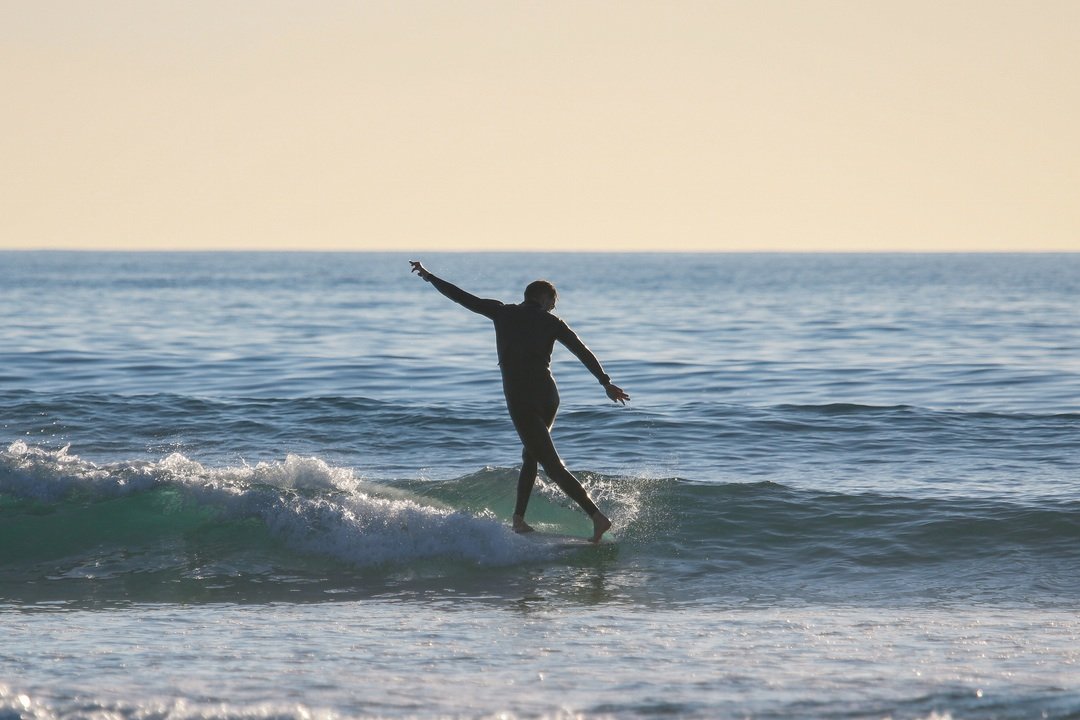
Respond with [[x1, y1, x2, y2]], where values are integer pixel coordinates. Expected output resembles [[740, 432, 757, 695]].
[[0, 443, 565, 581]]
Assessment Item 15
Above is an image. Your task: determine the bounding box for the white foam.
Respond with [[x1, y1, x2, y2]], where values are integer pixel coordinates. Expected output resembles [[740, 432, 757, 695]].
[[0, 440, 157, 502]]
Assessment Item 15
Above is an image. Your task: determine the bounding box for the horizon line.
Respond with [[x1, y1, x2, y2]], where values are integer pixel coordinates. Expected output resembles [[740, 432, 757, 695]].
[[2, 248, 1077, 255]]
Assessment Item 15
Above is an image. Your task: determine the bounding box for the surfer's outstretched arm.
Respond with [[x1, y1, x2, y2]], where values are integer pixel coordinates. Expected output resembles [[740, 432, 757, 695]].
[[555, 322, 630, 405], [410, 260, 501, 319]]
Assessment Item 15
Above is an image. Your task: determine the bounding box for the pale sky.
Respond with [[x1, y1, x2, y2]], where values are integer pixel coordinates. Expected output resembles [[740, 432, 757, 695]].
[[2, 0, 1078, 252]]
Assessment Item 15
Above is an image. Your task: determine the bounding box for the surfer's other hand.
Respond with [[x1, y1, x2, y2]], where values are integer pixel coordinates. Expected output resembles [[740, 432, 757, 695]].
[[605, 382, 630, 405]]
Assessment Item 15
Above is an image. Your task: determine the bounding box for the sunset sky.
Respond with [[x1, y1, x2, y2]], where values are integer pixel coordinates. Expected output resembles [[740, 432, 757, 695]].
[[2, 0, 1078, 252]]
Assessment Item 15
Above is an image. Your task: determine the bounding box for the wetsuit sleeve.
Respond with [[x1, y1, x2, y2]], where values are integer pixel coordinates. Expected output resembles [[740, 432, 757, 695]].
[[555, 321, 612, 386], [426, 274, 502, 320]]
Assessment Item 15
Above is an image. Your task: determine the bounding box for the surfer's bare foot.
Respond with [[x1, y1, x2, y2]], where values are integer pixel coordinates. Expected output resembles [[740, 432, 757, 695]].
[[512, 514, 535, 534], [590, 512, 612, 543]]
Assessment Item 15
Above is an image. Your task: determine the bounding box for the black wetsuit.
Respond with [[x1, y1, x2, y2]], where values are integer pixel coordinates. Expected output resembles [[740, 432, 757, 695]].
[[424, 274, 610, 518]]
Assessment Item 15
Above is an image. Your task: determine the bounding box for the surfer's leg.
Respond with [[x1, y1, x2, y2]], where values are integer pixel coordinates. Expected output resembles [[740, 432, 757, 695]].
[[513, 447, 537, 533], [512, 396, 558, 525], [543, 454, 611, 543], [530, 430, 611, 543], [508, 403, 605, 529]]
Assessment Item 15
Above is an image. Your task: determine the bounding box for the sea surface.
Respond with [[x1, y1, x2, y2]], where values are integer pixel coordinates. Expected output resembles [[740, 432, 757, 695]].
[[2, 252, 1079, 719]]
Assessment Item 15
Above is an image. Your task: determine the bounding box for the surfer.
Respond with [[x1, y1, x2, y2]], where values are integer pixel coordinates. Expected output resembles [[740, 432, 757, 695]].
[[410, 260, 629, 543]]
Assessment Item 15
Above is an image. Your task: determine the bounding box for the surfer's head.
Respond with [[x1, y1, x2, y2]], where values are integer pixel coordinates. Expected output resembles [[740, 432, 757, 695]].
[[524, 280, 557, 311]]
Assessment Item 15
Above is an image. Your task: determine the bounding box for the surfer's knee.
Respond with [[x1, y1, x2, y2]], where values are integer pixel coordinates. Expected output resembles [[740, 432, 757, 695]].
[[537, 458, 567, 481]]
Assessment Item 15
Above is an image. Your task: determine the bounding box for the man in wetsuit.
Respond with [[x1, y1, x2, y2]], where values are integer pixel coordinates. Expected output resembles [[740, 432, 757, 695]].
[[410, 260, 629, 543]]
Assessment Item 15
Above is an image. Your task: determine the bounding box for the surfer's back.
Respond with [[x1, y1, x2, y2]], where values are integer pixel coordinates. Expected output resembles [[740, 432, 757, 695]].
[[493, 301, 564, 379]]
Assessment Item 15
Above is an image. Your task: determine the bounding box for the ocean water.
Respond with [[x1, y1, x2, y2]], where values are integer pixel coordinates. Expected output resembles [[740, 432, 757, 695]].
[[2, 251, 1079, 719]]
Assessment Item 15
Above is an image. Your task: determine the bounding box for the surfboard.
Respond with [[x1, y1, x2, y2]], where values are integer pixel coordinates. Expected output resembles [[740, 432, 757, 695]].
[[521, 531, 602, 548]]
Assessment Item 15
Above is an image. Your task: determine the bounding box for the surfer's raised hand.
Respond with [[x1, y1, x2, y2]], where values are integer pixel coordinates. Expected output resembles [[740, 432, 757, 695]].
[[409, 260, 432, 280], [605, 382, 630, 405]]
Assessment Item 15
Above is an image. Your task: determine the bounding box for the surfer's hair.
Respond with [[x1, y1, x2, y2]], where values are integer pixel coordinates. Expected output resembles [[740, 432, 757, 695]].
[[524, 280, 557, 304]]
